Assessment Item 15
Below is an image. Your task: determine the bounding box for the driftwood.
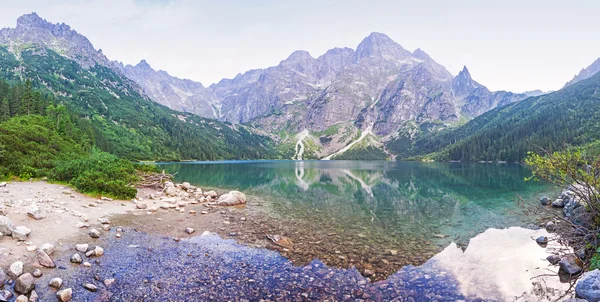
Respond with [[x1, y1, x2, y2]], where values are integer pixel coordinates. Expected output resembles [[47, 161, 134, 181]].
[[138, 170, 175, 188]]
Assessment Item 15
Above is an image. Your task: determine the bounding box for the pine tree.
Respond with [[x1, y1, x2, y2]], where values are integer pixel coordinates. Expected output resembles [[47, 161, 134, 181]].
[[0, 97, 10, 122]]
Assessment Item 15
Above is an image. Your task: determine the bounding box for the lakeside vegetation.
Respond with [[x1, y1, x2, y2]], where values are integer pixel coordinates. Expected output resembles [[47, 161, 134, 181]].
[[0, 78, 154, 199]]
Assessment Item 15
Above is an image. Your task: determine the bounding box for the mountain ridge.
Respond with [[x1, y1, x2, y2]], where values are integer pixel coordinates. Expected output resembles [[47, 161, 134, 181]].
[[0, 13, 533, 159]]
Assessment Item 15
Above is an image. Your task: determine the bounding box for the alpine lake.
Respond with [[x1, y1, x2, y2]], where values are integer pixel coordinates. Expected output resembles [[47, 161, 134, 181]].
[[123, 160, 567, 301]]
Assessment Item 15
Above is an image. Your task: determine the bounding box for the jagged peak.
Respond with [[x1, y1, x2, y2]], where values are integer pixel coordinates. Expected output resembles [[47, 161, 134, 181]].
[[135, 59, 153, 69], [564, 57, 600, 88], [284, 50, 314, 62], [457, 66, 472, 79], [354, 32, 410, 62], [411, 48, 431, 61], [16, 13, 48, 28]]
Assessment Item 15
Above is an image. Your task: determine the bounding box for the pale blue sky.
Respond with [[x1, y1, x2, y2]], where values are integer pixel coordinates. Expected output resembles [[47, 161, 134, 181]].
[[1, 0, 599, 92]]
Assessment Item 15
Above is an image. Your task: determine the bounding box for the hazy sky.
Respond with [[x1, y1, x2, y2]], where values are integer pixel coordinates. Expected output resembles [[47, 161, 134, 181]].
[[1, 0, 599, 92]]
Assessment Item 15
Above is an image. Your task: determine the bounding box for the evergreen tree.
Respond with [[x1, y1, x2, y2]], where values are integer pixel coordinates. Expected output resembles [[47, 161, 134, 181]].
[[0, 97, 9, 122]]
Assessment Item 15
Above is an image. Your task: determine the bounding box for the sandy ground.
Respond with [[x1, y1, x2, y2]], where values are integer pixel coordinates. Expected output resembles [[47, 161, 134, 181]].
[[0, 181, 134, 267]]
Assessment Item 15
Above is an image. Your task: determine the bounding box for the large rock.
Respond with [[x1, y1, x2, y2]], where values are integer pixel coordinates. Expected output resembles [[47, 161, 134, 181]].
[[217, 191, 247, 206], [204, 190, 218, 198], [0, 216, 14, 236], [27, 206, 45, 220], [540, 196, 550, 205], [9, 261, 23, 277], [12, 226, 31, 241], [559, 254, 584, 275], [36, 248, 56, 268], [14, 273, 35, 294], [576, 269, 600, 301], [165, 186, 179, 197], [40, 243, 55, 255], [56, 288, 72, 302], [552, 199, 564, 208]]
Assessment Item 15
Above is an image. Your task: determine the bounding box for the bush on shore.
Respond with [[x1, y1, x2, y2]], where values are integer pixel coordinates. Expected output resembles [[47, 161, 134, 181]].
[[526, 148, 600, 279], [50, 150, 142, 199]]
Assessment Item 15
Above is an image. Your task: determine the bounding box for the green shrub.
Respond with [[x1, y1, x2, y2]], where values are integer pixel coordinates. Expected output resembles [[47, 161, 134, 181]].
[[50, 150, 140, 199]]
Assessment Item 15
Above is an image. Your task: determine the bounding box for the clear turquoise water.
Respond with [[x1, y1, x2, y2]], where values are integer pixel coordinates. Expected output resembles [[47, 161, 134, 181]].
[[159, 160, 553, 248]]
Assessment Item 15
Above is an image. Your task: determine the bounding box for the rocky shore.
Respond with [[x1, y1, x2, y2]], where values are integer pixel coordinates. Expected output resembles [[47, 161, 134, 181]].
[[0, 180, 248, 301], [539, 185, 600, 301]]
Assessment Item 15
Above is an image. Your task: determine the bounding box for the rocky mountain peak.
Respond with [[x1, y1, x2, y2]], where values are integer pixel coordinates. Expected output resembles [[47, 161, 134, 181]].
[[452, 66, 484, 97], [354, 32, 411, 62], [411, 48, 431, 61], [458, 66, 472, 79], [135, 59, 152, 70], [16, 12, 49, 29], [564, 57, 600, 88], [0, 13, 110, 69], [285, 50, 313, 61]]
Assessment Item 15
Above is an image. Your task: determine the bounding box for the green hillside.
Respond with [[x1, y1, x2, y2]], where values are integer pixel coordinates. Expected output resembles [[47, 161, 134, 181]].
[[390, 71, 600, 162], [0, 45, 278, 161]]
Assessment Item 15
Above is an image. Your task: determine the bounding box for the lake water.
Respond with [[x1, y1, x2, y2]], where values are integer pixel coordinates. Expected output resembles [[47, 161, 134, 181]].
[[149, 160, 568, 300], [161, 160, 551, 243]]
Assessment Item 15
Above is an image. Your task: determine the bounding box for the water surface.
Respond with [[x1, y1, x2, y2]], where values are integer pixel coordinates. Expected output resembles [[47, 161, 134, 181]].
[[161, 160, 552, 247]]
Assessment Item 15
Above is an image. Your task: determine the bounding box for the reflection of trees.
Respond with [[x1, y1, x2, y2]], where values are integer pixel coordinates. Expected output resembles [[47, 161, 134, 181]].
[[161, 161, 550, 246]]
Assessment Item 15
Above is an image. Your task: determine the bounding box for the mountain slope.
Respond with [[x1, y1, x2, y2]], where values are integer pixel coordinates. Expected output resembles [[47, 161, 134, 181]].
[[112, 29, 526, 158], [564, 58, 600, 87], [396, 70, 600, 162], [0, 13, 278, 161], [113, 60, 221, 119]]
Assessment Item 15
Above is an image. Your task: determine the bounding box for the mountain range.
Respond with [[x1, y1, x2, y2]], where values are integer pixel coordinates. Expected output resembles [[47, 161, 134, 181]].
[[1, 13, 598, 161], [111, 29, 529, 158], [0, 13, 276, 161]]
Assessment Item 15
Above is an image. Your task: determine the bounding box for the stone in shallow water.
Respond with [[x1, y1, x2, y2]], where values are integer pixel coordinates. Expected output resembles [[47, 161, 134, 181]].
[[32, 269, 42, 278], [89, 229, 100, 238], [71, 253, 83, 264], [535, 236, 548, 244], [83, 283, 98, 292], [546, 255, 560, 265], [545, 221, 555, 233], [56, 288, 72, 302], [540, 196, 550, 205], [49, 277, 63, 289], [15, 295, 28, 302], [552, 199, 564, 208], [559, 254, 583, 275], [75, 244, 89, 253]]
